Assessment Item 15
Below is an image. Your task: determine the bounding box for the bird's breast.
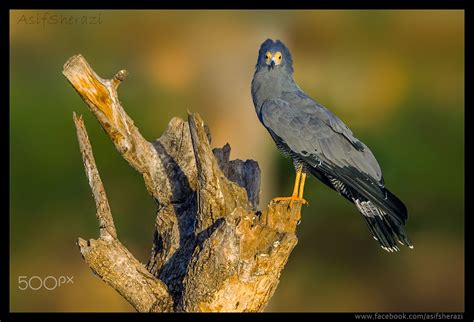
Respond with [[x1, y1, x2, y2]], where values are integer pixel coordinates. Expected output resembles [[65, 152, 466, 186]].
[[251, 70, 293, 117]]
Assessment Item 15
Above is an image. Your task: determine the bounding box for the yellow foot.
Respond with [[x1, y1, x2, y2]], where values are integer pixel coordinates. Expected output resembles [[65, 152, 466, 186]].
[[272, 196, 308, 208]]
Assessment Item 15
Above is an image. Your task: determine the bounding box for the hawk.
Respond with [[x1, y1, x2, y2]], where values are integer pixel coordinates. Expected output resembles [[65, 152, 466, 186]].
[[251, 39, 413, 252]]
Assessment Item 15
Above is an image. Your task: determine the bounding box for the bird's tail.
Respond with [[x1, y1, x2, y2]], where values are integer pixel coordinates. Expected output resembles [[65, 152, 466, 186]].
[[311, 164, 414, 252], [353, 188, 413, 252]]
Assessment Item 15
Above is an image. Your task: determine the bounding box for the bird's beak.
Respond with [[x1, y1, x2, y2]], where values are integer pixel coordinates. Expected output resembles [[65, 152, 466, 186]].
[[270, 59, 275, 70]]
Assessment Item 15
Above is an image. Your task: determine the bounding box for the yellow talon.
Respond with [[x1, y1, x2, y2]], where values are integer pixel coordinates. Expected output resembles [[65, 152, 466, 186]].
[[272, 166, 309, 208], [272, 196, 308, 208]]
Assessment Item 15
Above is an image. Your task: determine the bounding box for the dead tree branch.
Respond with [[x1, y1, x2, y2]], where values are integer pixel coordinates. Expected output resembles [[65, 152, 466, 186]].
[[64, 54, 303, 312], [73, 113, 173, 312]]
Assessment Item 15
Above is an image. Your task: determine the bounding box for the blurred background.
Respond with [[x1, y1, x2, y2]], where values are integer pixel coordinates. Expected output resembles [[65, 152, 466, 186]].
[[10, 10, 464, 312]]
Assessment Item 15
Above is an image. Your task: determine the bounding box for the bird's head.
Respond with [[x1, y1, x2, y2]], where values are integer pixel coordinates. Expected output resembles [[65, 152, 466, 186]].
[[256, 39, 293, 74]]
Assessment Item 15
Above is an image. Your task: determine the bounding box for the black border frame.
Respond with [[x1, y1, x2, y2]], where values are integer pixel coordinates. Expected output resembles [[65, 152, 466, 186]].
[[4, 1, 469, 321]]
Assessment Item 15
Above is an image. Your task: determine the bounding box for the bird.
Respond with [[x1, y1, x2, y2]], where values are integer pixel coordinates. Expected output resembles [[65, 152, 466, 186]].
[[251, 39, 413, 252]]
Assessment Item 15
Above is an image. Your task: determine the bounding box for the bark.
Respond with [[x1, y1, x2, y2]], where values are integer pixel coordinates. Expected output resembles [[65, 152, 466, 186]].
[[64, 55, 304, 312]]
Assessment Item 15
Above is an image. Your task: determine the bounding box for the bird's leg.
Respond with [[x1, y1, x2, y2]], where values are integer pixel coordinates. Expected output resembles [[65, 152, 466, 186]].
[[298, 172, 307, 199], [272, 166, 308, 208], [291, 167, 302, 197]]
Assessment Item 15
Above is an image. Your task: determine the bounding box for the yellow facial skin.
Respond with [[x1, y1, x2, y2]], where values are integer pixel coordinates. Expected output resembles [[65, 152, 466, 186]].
[[265, 51, 283, 66]]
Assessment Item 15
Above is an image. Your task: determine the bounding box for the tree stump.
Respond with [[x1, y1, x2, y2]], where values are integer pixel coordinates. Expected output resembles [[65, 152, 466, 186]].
[[63, 55, 304, 312]]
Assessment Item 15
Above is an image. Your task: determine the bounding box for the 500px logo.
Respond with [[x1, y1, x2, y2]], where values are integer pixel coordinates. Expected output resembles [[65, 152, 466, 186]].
[[16, 12, 103, 28], [18, 275, 74, 291]]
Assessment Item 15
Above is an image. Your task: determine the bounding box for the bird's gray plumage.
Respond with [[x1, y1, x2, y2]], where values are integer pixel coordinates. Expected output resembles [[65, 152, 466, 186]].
[[251, 39, 412, 252]]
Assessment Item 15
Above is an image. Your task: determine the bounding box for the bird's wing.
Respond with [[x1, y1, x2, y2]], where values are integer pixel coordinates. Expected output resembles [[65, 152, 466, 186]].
[[260, 98, 410, 249], [260, 97, 382, 182], [281, 90, 366, 151]]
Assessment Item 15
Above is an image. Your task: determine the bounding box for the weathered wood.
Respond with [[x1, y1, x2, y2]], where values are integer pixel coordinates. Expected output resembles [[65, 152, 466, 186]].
[[73, 113, 173, 312], [64, 54, 304, 312], [74, 113, 116, 240]]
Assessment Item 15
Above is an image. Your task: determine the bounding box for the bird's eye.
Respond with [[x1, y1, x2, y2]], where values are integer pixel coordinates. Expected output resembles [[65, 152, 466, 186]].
[[265, 51, 272, 62], [274, 51, 283, 65]]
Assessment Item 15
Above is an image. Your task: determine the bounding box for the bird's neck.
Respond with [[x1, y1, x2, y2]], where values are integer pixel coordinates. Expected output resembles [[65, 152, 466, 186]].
[[251, 69, 295, 115]]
